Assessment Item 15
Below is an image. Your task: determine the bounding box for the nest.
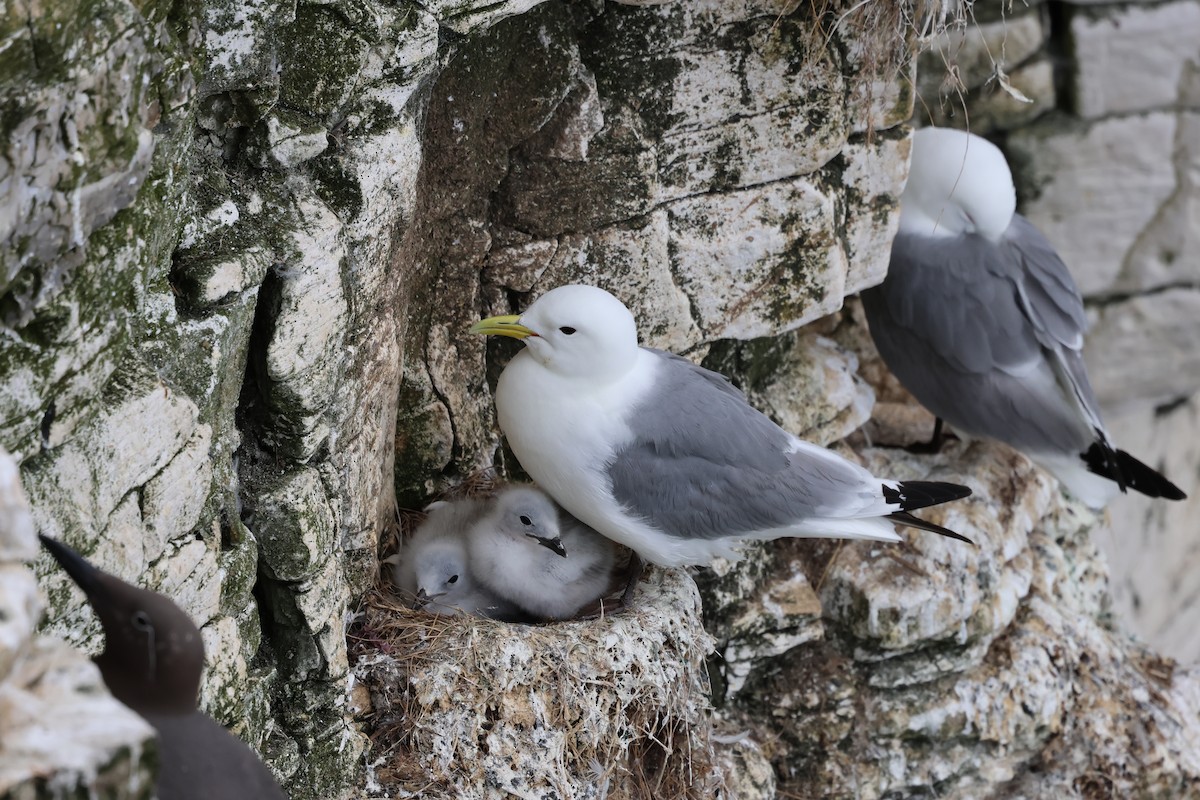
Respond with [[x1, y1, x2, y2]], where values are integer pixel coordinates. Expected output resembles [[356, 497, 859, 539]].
[[350, 475, 723, 798]]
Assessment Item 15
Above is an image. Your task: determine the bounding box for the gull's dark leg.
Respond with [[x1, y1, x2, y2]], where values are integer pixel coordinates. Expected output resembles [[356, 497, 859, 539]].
[[620, 552, 644, 607], [572, 553, 645, 620], [906, 417, 948, 454]]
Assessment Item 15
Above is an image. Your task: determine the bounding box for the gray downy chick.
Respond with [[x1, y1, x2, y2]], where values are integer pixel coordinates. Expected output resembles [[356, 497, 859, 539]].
[[38, 535, 287, 800], [467, 485, 616, 621], [392, 499, 522, 620]]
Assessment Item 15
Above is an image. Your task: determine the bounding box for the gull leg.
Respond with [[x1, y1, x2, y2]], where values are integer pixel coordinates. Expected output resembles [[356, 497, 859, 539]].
[[620, 552, 644, 607], [562, 554, 646, 621], [906, 417, 949, 454]]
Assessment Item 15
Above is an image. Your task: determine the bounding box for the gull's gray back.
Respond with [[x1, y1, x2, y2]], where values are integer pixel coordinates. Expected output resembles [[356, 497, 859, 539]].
[[862, 215, 1101, 455], [606, 350, 878, 540]]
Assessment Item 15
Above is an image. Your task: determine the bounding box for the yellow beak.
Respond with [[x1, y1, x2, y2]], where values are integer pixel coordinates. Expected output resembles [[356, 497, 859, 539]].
[[469, 314, 536, 339]]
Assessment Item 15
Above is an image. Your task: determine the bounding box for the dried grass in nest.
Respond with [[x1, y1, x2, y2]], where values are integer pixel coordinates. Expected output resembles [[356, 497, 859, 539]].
[[352, 475, 720, 798], [778, 1, 969, 77]]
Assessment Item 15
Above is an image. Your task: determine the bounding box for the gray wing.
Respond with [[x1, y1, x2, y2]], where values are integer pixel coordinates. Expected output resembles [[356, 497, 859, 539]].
[[862, 219, 1102, 454], [1005, 215, 1088, 349], [1006, 215, 1105, 429], [606, 351, 881, 540]]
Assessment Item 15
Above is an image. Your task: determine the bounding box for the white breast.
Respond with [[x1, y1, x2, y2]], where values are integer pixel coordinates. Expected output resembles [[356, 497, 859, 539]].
[[495, 350, 641, 508]]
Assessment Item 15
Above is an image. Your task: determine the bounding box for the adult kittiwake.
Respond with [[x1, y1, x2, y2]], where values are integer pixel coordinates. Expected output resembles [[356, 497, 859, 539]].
[[861, 126, 1186, 509], [471, 285, 974, 569], [467, 485, 616, 620]]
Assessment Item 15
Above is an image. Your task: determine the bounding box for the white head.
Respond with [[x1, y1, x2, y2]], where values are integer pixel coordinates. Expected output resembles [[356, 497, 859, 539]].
[[470, 285, 640, 382], [487, 487, 567, 557], [412, 538, 474, 611], [899, 127, 1016, 242]]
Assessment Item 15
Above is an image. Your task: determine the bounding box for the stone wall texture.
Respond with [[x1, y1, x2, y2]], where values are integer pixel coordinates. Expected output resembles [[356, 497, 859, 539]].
[[2, 0, 1198, 798]]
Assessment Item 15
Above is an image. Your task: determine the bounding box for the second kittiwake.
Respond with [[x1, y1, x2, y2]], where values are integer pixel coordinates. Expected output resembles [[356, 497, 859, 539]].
[[861, 126, 1186, 508]]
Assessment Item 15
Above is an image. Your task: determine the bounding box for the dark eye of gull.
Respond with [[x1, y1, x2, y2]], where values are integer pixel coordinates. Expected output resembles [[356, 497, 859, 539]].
[[559, 326, 576, 335], [131, 610, 153, 631], [447, 575, 459, 584], [519, 515, 533, 526]]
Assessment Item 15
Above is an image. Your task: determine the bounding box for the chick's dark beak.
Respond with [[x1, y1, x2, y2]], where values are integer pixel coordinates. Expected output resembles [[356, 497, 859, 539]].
[[529, 535, 568, 558]]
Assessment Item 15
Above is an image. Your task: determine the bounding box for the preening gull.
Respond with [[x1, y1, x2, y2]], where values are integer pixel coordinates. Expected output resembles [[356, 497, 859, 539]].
[[861, 126, 1186, 509], [467, 485, 616, 620], [391, 499, 523, 620], [471, 285, 973, 569]]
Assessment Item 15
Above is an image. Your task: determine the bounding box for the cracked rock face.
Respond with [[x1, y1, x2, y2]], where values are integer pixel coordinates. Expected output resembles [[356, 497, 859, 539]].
[[396, 0, 915, 505], [7, 0, 1200, 797]]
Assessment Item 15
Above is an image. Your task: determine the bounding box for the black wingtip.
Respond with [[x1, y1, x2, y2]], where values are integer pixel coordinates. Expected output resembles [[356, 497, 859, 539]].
[[1081, 440, 1127, 493], [888, 511, 975, 545], [1081, 442, 1187, 501], [1116, 449, 1187, 501], [883, 480, 973, 512]]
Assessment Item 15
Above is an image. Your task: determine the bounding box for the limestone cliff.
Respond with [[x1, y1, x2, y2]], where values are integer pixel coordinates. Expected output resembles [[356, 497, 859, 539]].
[[2, 0, 1198, 798]]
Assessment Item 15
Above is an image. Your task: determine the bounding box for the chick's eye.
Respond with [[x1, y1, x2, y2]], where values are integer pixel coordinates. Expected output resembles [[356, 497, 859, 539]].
[[519, 515, 532, 526], [558, 326, 576, 335], [447, 575, 459, 584], [131, 611, 152, 631]]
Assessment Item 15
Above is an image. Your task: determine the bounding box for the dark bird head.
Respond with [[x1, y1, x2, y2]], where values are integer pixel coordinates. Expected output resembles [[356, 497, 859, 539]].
[[39, 534, 204, 716]]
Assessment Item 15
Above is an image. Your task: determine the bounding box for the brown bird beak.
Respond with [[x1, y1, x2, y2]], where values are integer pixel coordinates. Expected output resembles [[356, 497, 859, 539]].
[[39, 533, 109, 601]]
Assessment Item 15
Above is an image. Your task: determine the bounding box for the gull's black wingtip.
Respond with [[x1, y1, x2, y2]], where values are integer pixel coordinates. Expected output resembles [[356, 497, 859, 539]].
[[883, 480, 973, 512], [888, 511, 975, 545], [1115, 449, 1187, 501], [1082, 442, 1187, 501]]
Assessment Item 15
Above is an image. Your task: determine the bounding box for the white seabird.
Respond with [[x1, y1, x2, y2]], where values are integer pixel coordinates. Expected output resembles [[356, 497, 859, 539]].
[[466, 485, 616, 620], [861, 126, 1186, 509], [391, 499, 522, 620], [471, 285, 973, 569]]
